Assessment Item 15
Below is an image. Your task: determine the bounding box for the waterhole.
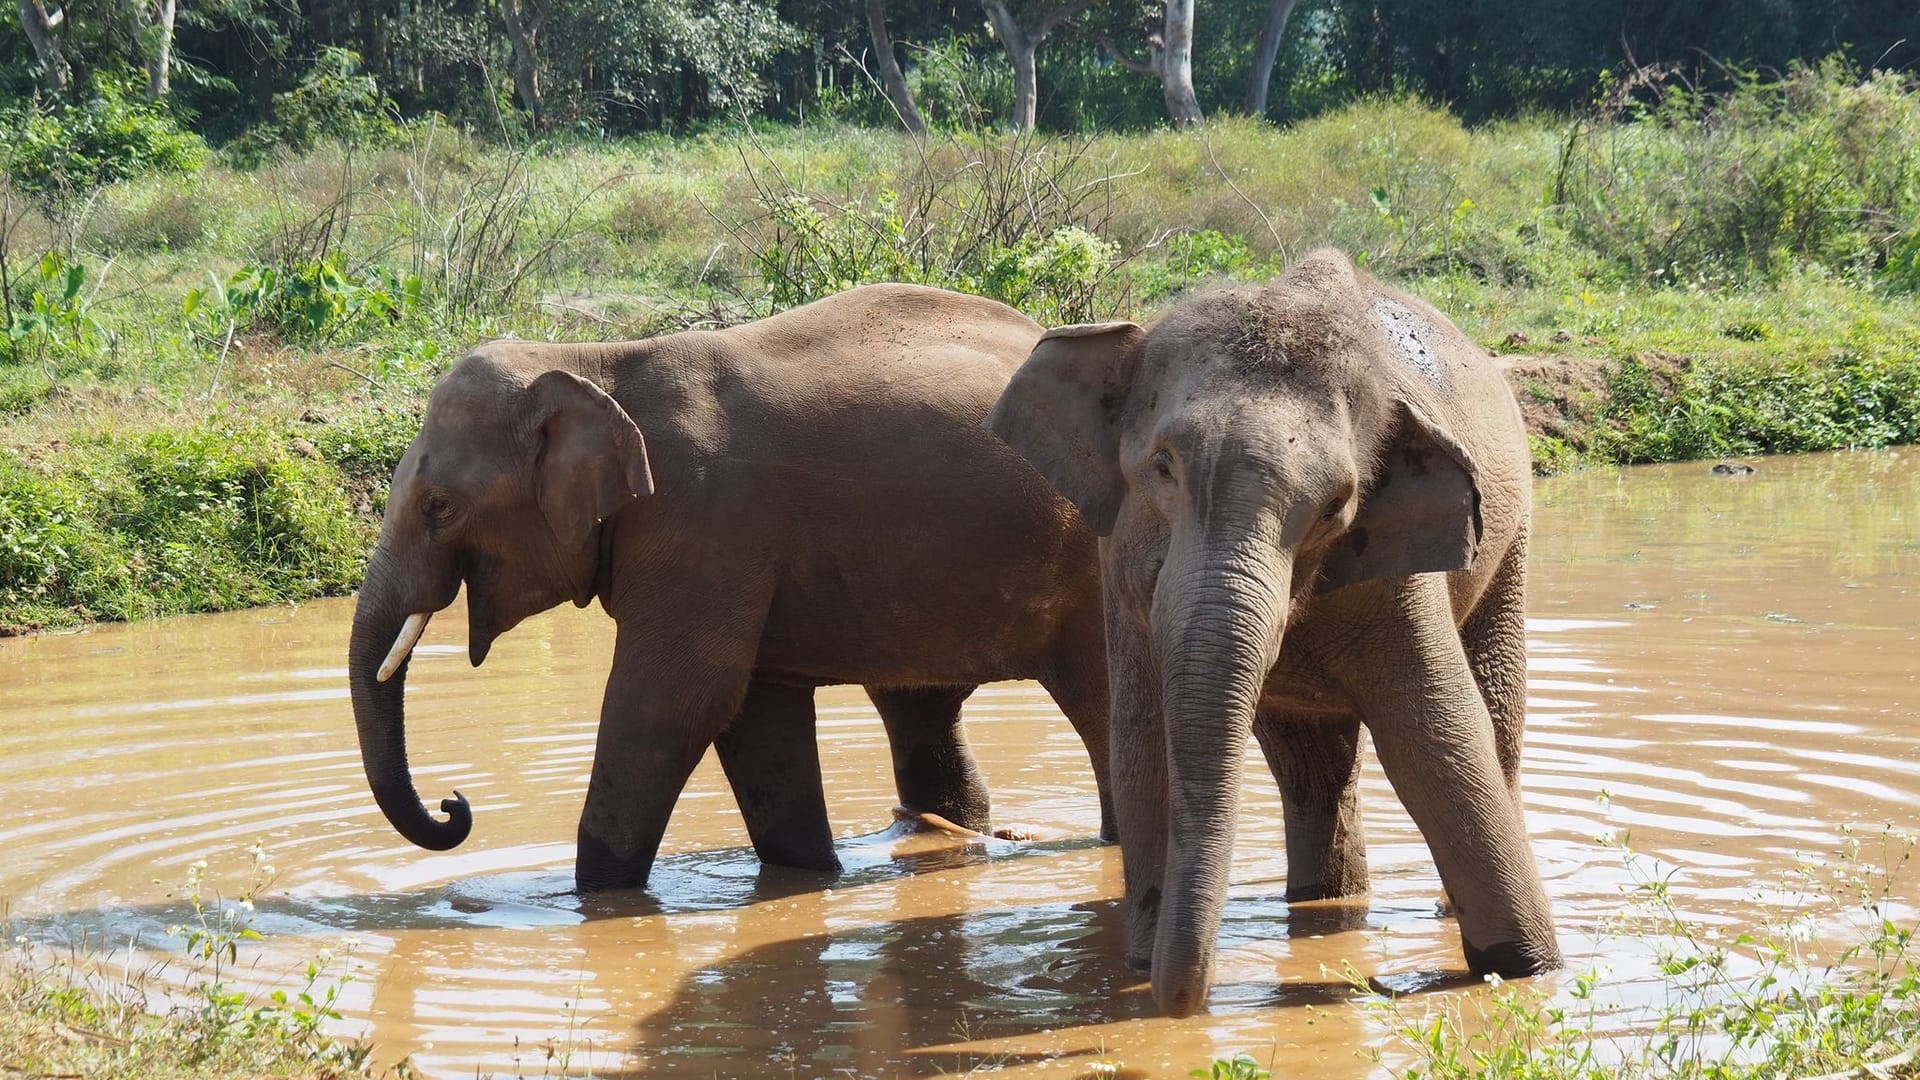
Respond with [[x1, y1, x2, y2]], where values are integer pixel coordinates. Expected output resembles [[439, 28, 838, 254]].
[[2, 448, 1915, 1076]]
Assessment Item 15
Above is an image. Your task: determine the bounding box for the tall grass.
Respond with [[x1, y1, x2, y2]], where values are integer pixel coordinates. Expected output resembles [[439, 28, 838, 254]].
[[3, 847, 367, 1079], [5, 63, 1920, 629], [1355, 825, 1918, 1079]]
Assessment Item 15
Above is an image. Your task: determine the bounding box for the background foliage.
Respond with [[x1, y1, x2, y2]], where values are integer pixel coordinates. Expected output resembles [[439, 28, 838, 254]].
[[6, 0, 1920, 139]]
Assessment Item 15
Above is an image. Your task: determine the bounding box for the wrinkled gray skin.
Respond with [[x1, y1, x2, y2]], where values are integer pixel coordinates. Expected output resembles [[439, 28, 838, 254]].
[[348, 284, 1113, 893], [988, 250, 1560, 1017]]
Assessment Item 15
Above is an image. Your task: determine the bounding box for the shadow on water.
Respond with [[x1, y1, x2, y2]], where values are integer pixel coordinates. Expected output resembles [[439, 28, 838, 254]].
[[7, 824, 1103, 941], [9, 820, 1471, 1075]]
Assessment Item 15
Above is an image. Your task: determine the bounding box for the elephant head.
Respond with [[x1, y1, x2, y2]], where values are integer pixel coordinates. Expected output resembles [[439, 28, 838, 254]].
[[349, 345, 653, 851], [988, 250, 1515, 1016]]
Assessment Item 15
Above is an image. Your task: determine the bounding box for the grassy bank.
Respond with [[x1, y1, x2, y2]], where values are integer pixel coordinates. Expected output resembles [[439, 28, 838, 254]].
[[5, 67, 1920, 634]]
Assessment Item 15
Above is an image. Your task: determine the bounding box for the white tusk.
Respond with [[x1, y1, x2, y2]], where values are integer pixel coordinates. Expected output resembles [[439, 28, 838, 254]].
[[376, 612, 431, 682]]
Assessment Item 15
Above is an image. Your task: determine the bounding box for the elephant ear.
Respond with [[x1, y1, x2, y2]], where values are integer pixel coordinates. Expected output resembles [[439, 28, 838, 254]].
[[1318, 401, 1483, 593], [528, 369, 654, 584], [986, 321, 1144, 536]]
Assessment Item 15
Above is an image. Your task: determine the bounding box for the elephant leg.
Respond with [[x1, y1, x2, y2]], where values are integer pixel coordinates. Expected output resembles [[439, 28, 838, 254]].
[[1461, 536, 1530, 809], [1039, 658, 1118, 843], [1254, 710, 1368, 901], [866, 685, 991, 833], [1105, 603, 1168, 972], [575, 625, 755, 894], [714, 679, 838, 873], [1329, 579, 1560, 977]]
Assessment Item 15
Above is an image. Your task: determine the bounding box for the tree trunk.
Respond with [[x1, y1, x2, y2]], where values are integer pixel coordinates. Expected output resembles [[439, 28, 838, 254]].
[[146, 0, 178, 98], [1242, 0, 1298, 117], [865, 0, 926, 135], [1160, 0, 1202, 127], [18, 0, 70, 97], [979, 1, 1035, 131], [498, 0, 542, 128], [981, 0, 1094, 132]]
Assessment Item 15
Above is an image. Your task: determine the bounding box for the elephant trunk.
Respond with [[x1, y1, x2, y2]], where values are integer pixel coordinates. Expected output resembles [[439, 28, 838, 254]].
[[348, 552, 472, 851], [1149, 542, 1292, 1018]]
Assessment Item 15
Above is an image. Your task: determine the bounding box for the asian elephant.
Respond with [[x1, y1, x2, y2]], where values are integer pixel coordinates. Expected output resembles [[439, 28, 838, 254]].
[[348, 284, 1114, 893], [986, 249, 1560, 1017]]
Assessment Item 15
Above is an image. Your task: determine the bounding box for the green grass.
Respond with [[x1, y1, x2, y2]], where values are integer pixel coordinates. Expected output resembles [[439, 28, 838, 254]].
[[2, 849, 368, 1080], [6, 73, 1920, 632], [1352, 824, 1919, 1079]]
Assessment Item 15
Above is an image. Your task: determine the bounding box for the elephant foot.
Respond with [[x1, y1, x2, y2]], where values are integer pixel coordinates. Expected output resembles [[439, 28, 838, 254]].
[[574, 832, 657, 894], [1284, 879, 1370, 903], [1462, 934, 1562, 979], [756, 843, 843, 874]]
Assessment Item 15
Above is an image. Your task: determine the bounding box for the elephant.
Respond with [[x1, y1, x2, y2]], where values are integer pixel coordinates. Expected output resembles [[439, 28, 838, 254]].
[[986, 249, 1561, 1017], [348, 283, 1114, 893]]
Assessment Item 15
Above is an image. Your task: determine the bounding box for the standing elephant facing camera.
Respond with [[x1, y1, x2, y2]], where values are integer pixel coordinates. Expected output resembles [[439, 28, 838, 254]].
[[988, 249, 1560, 1017], [349, 284, 1114, 894]]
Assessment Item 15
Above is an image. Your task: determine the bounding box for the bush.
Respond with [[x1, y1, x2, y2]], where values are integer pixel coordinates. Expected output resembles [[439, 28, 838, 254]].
[[0, 424, 373, 630], [0, 80, 205, 211], [186, 255, 423, 344], [1556, 59, 1920, 283], [1, 250, 105, 367], [906, 37, 1010, 131], [1592, 343, 1920, 464], [227, 48, 398, 159]]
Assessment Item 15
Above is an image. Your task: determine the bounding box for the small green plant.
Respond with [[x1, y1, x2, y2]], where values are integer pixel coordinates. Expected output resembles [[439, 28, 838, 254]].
[[2, 250, 105, 365], [3, 846, 367, 1077], [1191, 1052, 1271, 1080], [1362, 819, 1919, 1079], [187, 255, 423, 343]]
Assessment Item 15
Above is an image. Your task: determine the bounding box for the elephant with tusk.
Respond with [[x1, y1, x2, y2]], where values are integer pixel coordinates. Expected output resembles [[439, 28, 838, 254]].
[[349, 283, 1114, 891]]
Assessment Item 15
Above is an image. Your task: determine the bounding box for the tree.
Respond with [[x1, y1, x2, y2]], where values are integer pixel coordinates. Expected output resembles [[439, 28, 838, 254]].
[[144, 0, 179, 97], [18, 0, 70, 96], [978, 0, 1092, 131], [1241, 0, 1296, 117], [1158, 0, 1199, 125], [498, 0, 544, 127], [864, 0, 924, 135], [1099, 1, 1201, 128]]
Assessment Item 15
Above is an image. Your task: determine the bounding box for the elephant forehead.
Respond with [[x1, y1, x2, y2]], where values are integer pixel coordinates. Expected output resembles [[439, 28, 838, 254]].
[[1372, 297, 1444, 385]]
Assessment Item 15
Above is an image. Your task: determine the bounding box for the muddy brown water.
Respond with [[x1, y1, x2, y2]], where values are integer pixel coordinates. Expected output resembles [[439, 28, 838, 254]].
[[2, 449, 1916, 1077]]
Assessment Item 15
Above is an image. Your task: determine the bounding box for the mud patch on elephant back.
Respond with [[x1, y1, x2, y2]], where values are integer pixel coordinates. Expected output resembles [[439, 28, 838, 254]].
[[1373, 298, 1443, 384]]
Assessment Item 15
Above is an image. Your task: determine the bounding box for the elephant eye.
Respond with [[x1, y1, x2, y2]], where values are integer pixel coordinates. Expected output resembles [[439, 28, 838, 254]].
[[422, 492, 456, 527], [1150, 449, 1175, 482]]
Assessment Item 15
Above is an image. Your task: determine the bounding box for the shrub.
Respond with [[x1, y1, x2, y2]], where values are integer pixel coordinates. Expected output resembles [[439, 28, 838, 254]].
[[228, 48, 399, 159], [0, 425, 373, 629], [906, 37, 1010, 131], [186, 255, 423, 344], [1555, 59, 1920, 283], [1, 250, 104, 366], [0, 79, 205, 212]]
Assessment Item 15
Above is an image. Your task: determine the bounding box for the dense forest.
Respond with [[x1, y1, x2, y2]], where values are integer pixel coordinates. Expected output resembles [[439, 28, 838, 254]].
[[6, 0, 1920, 141]]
